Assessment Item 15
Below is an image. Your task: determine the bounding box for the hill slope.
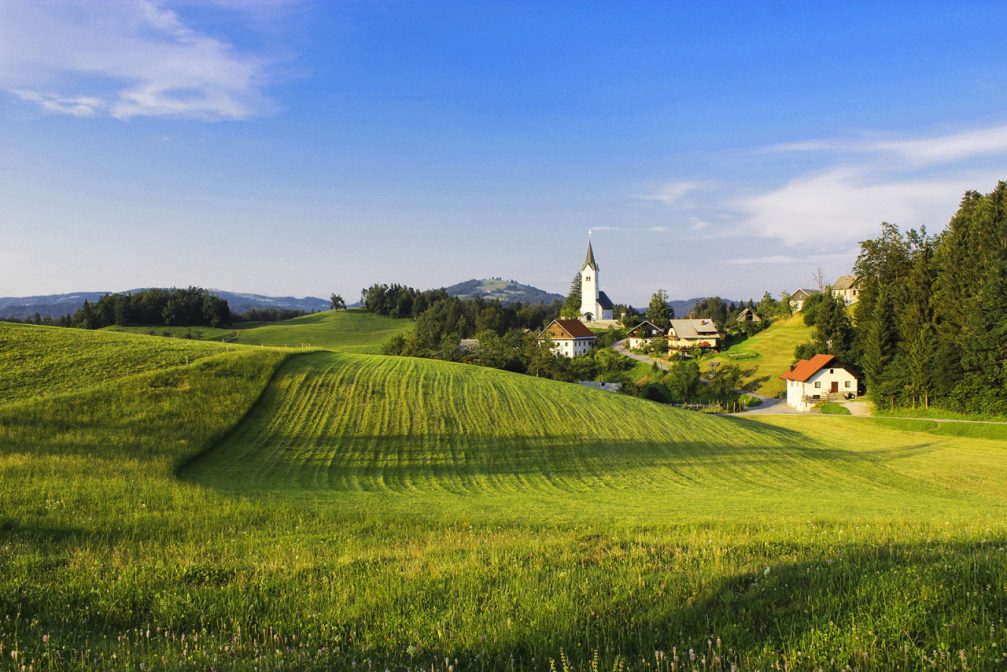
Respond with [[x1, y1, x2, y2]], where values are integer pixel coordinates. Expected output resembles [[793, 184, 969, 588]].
[[107, 308, 413, 353], [184, 350, 1007, 521], [6, 324, 1007, 669], [443, 278, 564, 304], [705, 313, 814, 396]]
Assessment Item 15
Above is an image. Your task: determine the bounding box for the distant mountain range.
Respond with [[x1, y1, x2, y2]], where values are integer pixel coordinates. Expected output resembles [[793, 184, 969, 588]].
[[442, 278, 565, 305], [0, 289, 330, 320], [0, 284, 741, 321]]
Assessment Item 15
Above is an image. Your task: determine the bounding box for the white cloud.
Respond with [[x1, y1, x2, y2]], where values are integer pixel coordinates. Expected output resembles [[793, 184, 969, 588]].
[[737, 168, 976, 247], [770, 124, 1007, 168], [588, 226, 620, 233], [643, 180, 710, 206], [0, 1, 276, 120]]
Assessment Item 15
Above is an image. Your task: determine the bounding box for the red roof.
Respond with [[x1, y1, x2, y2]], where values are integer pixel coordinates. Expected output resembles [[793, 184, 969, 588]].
[[780, 354, 835, 382]]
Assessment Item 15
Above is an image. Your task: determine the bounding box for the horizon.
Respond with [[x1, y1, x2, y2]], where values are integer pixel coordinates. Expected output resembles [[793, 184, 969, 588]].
[[3, 2, 1007, 305]]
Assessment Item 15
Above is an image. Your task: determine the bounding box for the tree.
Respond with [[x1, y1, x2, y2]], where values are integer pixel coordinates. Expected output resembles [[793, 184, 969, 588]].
[[861, 287, 900, 407], [330, 294, 346, 310], [561, 274, 582, 318], [665, 359, 701, 403], [647, 290, 673, 330], [812, 289, 854, 363]]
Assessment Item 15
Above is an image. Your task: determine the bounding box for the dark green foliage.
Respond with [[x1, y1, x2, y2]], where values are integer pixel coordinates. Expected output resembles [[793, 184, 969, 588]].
[[800, 292, 825, 326], [70, 287, 233, 329], [853, 182, 1007, 413], [561, 273, 582, 318], [646, 290, 673, 329], [812, 289, 855, 363], [330, 293, 346, 310], [664, 359, 701, 403], [690, 296, 728, 326]]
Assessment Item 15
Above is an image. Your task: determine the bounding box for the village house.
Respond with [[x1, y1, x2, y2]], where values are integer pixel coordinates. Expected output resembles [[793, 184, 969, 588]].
[[736, 307, 762, 323], [780, 354, 859, 412], [578, 241, 614, 322], [789, 288, 818, 312], [538, 318, 596, 358], [667, 319, 721, 351], [626, 320, 666, 350], [831, 275, 860, 306]]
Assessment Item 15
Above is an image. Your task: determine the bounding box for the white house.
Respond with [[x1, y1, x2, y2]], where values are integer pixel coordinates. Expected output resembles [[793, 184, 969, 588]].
[[626, 320, 666, 350], [789, 288, 818, 312], [667, 319, 721, 351], [579, 241, 614, 322], [832, 275, 860, 306], [538, 318, 596, 358], [781, 354, 859, 412]]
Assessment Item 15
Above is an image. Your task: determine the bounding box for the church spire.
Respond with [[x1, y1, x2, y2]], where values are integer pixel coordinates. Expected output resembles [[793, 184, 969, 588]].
[[583, 240, 598, 271]]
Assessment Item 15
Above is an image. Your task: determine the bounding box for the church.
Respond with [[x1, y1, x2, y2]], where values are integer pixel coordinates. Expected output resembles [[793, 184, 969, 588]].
[[579, 240, 614, 321]]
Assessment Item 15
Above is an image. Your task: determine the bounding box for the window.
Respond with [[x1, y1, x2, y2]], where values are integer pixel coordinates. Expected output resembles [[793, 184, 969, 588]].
[[829, 368, 834, 374], [585, 276, 591, 282], [814, 381, 821, 388], [845, 381, 851, 388]]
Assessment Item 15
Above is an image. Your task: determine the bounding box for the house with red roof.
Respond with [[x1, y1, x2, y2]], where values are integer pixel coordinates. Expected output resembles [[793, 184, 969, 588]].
[[780, 354, 859, 412], [538, 318, 596, 358]]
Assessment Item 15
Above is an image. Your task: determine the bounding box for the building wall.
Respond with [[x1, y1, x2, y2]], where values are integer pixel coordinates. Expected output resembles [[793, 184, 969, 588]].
[[786, 367, 859, 411], [551, 337, 595, 358], [668, 336, 719, 350], [833, 288, 859, 305], [580, 265, 599, 319]]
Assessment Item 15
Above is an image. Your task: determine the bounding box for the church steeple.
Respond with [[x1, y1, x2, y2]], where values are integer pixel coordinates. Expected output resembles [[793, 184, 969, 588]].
[[583, 240, 598, 271]]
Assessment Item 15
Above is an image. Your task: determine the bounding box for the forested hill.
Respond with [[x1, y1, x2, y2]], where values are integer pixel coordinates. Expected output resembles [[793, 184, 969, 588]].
[[0, 289, 330, 319], [443, 278, 564, 305]]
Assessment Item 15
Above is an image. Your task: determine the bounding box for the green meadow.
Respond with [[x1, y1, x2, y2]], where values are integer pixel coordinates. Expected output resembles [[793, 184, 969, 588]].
[[107, 308, 413, 353], [705, 314, 814, 396], [3, 321, 1007, 670]]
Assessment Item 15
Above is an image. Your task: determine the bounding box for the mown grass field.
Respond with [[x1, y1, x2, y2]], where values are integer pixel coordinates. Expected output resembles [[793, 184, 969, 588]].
[[705, 314, 814, 396], [3, 322, 1007, 670], [108, 308, 413, 353]]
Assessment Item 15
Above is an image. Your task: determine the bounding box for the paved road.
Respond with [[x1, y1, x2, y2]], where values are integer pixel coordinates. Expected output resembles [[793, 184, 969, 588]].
[[611, 339, 670, 370]]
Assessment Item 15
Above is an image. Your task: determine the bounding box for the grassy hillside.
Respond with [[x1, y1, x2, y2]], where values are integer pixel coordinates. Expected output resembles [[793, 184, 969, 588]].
[[5, 326, 1007, 670], [0, 323, 232, 402], [706, 314, 814, 396], [108, 308, 412, 353]]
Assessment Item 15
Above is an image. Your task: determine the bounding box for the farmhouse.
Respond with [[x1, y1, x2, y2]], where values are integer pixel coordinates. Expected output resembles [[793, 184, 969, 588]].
[[538, 318, 596, 358], [579, 241, 615, 322], [626, 320, 666, 349], [789, 288, 818, 312], [667, 319, 721, 351], [780, 354, 859, 412], [832, 275, 860, 306], [736, 307, 762, 323]]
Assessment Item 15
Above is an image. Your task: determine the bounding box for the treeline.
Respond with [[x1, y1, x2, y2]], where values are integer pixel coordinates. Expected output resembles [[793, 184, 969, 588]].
[[363, 282, 561, 353], [72, 287, 232, 329], [853, 182, 1007, 413]]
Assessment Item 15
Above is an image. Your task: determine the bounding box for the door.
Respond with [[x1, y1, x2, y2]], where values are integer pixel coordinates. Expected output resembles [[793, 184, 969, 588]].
[[830, 381, 839, 394]]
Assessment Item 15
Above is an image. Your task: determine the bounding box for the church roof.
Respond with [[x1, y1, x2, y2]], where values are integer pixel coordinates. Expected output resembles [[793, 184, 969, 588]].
[[583, 241, 598, 271], [597, 291, 614, 309]]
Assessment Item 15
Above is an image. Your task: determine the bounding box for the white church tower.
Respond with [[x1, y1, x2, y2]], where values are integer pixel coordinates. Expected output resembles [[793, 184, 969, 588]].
[[579, 240, 614, 321]]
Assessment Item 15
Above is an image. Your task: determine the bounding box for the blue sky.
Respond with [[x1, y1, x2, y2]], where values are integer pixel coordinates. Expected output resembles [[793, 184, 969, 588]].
[[2, 1, 1007, 305]]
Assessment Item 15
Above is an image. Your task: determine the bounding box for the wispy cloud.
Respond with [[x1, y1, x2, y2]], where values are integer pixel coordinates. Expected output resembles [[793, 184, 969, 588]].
[[642, 180, 710, 206], [0, 1, 281, 120], [770, 124, 1007, 168], [588, 226, 620, 233], [736, 168, 975, 247]]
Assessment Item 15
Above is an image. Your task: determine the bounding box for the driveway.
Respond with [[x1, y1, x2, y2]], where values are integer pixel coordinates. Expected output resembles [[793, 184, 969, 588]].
[[612, 339, 670, 370]]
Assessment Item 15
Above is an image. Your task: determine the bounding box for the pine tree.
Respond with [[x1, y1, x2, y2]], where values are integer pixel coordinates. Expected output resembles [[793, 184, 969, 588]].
[[561, 274, 581, 318], [647, 290, 672, 330], [861, 287, 900, 407]]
